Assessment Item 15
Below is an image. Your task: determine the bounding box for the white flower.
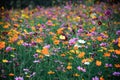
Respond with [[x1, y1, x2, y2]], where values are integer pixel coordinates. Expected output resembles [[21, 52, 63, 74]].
[[74, 44, 82, 48], [84, 62, 90, 65], [78, 39, 86, 44]]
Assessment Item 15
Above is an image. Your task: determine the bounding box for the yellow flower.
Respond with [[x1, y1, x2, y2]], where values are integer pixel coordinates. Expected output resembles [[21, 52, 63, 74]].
[[48, 71, 55, 75], [73, 73, 80, 77], [2, 59, 8, 63], [36, 49, 41, 53], [17, 40, 23, 45]]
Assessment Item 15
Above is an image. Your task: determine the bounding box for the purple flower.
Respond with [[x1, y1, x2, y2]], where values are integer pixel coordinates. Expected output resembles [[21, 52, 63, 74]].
[[92, 76, 99, 80], [15, 76, 24, 80], [33, 53, 39, 58], [43, 44, 50, 49], [104, 10, 112, 16], [77, 66, 86, 72], [5, 46, 12, 52], [69, 38, 78, 45], [100, 42, 108, 47], [116, 30, 120, 36], [113, 72, 120, 76], [105, 63, 112, 67]]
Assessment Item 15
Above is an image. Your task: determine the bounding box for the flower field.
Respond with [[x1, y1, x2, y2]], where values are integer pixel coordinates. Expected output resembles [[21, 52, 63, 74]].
[[0, 1, 120, 80]]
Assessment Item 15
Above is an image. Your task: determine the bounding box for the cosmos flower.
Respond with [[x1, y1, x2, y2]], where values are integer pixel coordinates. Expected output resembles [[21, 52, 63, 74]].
[[69, 38, 78, 45], [92, 76, 99, 80], [113, 72, 120, 76], [77, 66, 86, 72], [116, 30, 120, 36], [78, 39, 86, 44], [15, 76, 24, 80]]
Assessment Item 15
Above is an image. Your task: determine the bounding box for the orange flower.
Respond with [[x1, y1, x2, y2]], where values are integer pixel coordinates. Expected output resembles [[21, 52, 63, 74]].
[[60, 53, 66, 57], [39, 55, 44, 59], [90, 27, 96, 32], [96, 60, 102, 66], [41, 48, 49, 56], [78, 52, 85, 58], [114, 50, 120, 55], [53, 40, 60, 45], [13, 24, 19, 28], [0, 41, 5, 50], [3, 25, 9, 28], [114, 64, 120, 68], [9, 73, 14, 76], [66, 65, 72, 70], [100, 77, 104, 80], [35, 38, 43, 43], [97, 36, 103, 41], [57, 28, 64, 34], [104, 52, 110, 57]]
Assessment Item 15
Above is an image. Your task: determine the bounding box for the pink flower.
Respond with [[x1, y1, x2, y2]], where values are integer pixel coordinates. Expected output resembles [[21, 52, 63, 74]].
[[77, 66, 86, 72], [15, 76, 24, 80]]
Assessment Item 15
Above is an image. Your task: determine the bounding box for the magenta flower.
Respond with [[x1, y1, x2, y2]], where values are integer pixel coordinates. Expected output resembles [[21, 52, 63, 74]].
[[69, 38, 78, 45], [92, 76, 99, 80], [113, 72, 120, 76], [77, 66, 86, 72], [116, 30, 120, 36], [5, 46, 12, 52], [15, 76, 24, 80]]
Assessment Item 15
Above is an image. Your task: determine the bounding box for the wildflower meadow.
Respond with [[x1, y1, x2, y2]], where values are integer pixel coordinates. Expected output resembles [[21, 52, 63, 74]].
[[0, 0, 120, 80]]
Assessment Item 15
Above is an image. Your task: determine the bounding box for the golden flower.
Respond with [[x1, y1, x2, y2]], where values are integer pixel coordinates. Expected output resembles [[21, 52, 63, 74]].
[[78, 52, 85, 58], [60, 53, 66, 57], [73, 73, 80, 77], [48, 71, 55, 75], [39, 55, 44, 59], [66, 65, 72, 70], [96, 60, 102, 66], [2, 59, 8, 63], [17, 40, 23, 45], [114, 64, 120, 68], [36, 38, 43, 43], [3, 25, 9, 28], [53, 40, 60, 45]]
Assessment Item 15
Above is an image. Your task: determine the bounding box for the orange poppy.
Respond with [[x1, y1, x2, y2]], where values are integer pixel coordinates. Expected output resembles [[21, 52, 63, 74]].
[[114, 64, 120, 68], [0, 41, 5, 50], [104, 52, 110, 57], [9, 73, 14, 76], [53, 40, 60, 45], [114, 50, 120, 55], [96, 60, 102, 66], [41, 48, 49, 55], [78, 52, 85, 58], [97, 36, 103, 41]]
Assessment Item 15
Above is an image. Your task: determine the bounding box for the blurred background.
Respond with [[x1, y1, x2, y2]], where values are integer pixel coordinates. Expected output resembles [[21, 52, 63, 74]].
[[0, 0, 120, 10]]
